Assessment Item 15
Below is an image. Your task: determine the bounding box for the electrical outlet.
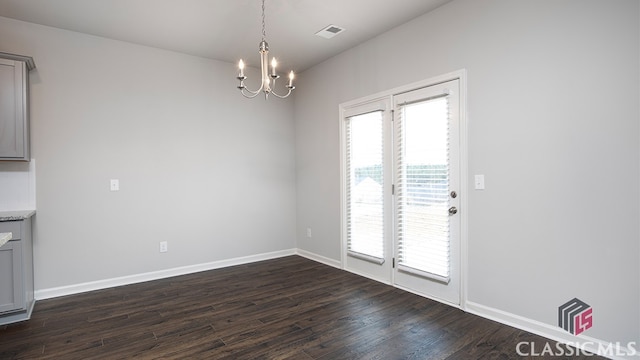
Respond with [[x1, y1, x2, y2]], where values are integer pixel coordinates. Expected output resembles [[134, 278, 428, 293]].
[[110, 179, 120, 191], [159, 241, 168, 253], [306, 227, 312, 238]]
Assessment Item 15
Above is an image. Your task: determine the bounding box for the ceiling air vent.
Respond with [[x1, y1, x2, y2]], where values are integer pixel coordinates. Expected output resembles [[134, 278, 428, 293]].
[[315, 24, 346, 39]]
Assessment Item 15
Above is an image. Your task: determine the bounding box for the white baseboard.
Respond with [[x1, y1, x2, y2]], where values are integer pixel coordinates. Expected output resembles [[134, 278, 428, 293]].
[[35, 249, 296, 300], [295, 248, 342, 269], [465, 301, 638, 360]]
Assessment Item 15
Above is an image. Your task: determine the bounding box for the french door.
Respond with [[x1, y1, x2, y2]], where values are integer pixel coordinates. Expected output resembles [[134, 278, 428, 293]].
[[393, 80, 461, 304], [342, 99, 394, 283], [341, 78, 462, 305]]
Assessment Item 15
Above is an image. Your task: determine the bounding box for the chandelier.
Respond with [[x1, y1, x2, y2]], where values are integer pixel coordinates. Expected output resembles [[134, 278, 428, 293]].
[[236, 0, 295, 99]]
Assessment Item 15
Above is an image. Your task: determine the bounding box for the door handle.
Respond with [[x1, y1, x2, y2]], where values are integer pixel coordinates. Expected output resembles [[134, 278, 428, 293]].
[[448, 206, 458, 216]]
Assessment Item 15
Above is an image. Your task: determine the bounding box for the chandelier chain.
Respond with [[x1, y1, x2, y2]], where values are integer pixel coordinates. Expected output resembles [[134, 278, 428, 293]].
[[261, 0, 266, 41]]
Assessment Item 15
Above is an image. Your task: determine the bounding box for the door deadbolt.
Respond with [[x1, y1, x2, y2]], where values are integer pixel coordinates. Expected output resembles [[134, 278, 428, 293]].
[[450, 191, 457, 198], [449, 206, 458, 216]]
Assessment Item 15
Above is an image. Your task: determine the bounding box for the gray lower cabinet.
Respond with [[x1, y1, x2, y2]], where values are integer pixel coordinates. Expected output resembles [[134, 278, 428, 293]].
[[0, 218, 35, 325], [0, 52, 35, 161]]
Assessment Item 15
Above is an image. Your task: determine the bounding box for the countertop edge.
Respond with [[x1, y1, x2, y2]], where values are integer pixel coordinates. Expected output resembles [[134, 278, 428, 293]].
[[0, 210, 36, 221]]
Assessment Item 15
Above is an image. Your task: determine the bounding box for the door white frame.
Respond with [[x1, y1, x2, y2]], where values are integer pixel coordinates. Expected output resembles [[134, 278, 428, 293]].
[[339, 69, 468, 309]]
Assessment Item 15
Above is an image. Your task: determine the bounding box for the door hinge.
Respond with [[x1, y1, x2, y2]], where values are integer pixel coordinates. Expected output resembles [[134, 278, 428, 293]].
[[391, 184, 395, 195], [392, 257, 395, 268]]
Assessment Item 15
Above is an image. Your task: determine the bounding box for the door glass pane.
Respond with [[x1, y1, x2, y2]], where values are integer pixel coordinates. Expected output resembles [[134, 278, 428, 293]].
[[397, 97, 450, 279], [346, 111, 384, 260]]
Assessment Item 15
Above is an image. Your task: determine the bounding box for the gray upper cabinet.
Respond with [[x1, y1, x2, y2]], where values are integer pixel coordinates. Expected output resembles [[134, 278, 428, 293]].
[[0, 52, 35, 161]]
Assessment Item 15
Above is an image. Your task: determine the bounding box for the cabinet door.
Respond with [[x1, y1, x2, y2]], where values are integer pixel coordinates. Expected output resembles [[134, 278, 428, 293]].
[[0, 240, 25, 314], [0, 58, 27, 160]]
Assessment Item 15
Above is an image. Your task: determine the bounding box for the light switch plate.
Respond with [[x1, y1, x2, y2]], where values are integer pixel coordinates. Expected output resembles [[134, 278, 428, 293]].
[[474, 175, 485, 190], [110, 179, 120, 191]]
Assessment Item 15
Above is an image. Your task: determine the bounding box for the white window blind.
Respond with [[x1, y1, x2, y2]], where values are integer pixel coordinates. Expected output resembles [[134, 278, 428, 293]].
[[346, 110, 385, 263], [395, 95, 451, 283]]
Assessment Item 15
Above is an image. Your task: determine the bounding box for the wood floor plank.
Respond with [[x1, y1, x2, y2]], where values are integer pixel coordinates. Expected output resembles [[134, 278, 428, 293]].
[[0, 256, 607, 359]]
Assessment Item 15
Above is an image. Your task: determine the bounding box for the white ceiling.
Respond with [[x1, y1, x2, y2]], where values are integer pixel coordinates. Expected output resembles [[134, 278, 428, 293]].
[[0, 0, 452, 72]]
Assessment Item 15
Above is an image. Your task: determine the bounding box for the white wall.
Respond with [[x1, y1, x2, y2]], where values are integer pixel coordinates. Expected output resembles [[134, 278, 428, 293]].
[[0, 16, 297, 291], [0, 160, 35, 211], [295, 0, 639, 348]]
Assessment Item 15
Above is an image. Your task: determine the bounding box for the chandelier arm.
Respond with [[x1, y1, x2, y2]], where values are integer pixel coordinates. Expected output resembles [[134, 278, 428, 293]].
[[241, 85, 261, 95], [264, 73, 295, 98], [238, 78, 265, 97], [269, 88, 294, 99], [240, 88, 262, 98]]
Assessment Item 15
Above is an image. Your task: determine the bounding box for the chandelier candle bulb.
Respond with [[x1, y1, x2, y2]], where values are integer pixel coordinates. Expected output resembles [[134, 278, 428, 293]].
[[238, 59, 245, 78], [288, 71, 294, 87], [271, 58, 277, 76]]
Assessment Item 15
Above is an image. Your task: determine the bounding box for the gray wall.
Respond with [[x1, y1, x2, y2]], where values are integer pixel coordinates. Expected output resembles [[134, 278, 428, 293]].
[[0, 16, 297, 289], [294, 0, 639, 346]]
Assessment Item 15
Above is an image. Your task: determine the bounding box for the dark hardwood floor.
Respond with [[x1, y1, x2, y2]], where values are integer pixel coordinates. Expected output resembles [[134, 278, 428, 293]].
[[0, 256, 603, 359]]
